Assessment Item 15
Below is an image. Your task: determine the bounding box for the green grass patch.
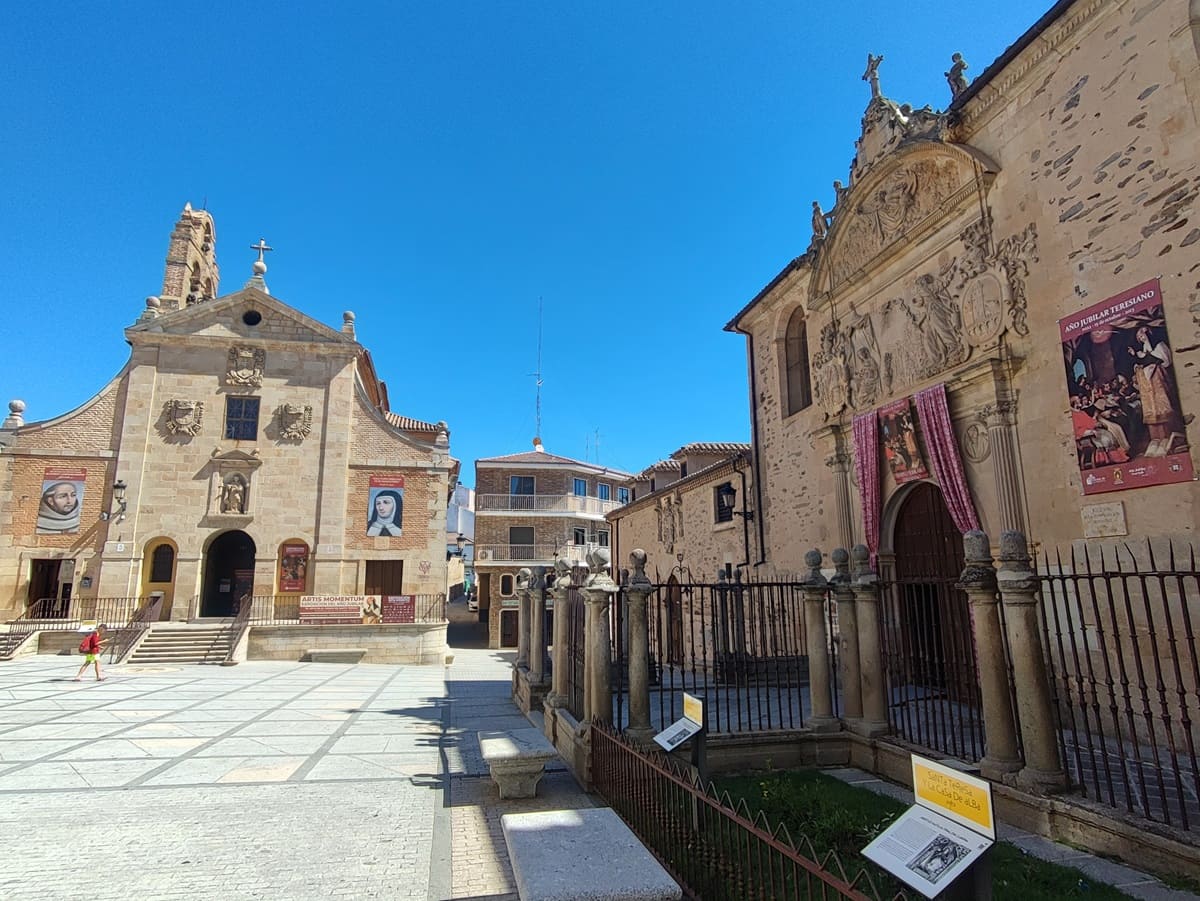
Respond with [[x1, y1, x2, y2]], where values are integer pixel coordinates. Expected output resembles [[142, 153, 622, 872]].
[[714, 770, 1130, 900]]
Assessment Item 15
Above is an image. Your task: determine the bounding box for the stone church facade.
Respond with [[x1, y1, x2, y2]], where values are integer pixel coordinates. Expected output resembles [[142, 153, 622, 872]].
[[727, 0, 1200, 574], [0, 205, 456, 622]]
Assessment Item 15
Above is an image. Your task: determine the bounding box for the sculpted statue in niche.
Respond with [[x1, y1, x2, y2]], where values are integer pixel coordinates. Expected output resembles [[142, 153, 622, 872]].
[[278, 404, 313, 440], [226, 346, 265, 387], [221, 475, 248, 514], [164, 399, 203, 436]]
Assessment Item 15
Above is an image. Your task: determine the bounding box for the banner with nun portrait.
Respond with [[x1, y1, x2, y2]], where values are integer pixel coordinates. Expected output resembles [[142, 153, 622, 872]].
[[1060, 278, 1193, 495], [37, 468, 86, 534], [367, 475, 405, 537]]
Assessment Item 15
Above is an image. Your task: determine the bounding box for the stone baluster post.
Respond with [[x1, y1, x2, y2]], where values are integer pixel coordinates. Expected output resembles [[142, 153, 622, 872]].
[[997, 530, 1066, 790], [515, 567, 531, 671], [803, 550, 839, 732], [545, 559, 573, 710], [850, 545, 889, 736], [583, 549, 617, 724], [959, 531, 1022, 780], [529, 566, 547, 684], [825, 444, 855, 552], [623, 550, 655, 745], [830, 548, 862, 726]]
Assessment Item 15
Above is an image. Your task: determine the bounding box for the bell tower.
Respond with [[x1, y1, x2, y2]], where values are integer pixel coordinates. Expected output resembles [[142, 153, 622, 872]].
[[158, 203, 220, 311]]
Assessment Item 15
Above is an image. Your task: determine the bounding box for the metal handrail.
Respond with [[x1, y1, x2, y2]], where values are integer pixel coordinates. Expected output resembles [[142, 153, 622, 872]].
[[223, 593, 255, 664], [108, 596, 164, 663], [476, 493, 622, 515]]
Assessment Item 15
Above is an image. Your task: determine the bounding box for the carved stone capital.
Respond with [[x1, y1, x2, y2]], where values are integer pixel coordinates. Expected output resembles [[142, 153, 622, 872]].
[[824, 451, 852, 472], [978, 399, 1018, 429]]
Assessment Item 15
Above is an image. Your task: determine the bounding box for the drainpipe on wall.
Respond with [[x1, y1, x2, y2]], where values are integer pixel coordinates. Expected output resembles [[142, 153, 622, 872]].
[[740, 330, 767, 567]]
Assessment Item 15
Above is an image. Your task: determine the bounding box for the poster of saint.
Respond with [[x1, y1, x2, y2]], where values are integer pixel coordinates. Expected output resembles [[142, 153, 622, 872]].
[[879, 399, 928, 484], [367, 475, 405, 537], [37, 467, 86, 534], [1060, 278, 1193, 495], [279, 543, 309, 593]]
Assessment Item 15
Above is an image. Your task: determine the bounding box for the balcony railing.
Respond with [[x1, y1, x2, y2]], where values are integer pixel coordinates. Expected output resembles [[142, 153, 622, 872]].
[[475, 543, 608, 565], [476, 493, 622, 515]]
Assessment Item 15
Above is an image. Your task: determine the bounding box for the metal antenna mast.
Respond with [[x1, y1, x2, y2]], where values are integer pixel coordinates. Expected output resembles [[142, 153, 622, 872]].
[[531, 297, 544, 443]]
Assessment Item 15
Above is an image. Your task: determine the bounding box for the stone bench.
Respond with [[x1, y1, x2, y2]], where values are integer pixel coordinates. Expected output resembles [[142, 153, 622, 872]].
[[305, 648, 366, 663], [501, 808, 682, 901], [478, 728, 557, 799]]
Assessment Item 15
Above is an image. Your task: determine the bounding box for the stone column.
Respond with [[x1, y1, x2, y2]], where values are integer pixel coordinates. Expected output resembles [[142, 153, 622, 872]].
[[981, 400, 1027, 535], [850, 545, 889, 736], [624, 550, 655, 745], [545, 560, 573, 709], [825, 444, 855, 552], [583, 549, 617, 724], [803, 550, 838, 732], [529, 566, 548, 684], [997, 530, 1066, 791], [959, 531, 1022, 781], [830, 548, 862, 726], [515, 567, 531, 671]]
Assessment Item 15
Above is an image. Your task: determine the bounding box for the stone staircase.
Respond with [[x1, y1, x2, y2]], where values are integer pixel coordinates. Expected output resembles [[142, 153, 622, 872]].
[[125, 624, 234, 665]]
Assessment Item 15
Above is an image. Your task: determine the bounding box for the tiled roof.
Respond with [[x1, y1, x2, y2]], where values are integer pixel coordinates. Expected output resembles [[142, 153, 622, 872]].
[[476, 450, 586, 465], [384, 412, 441, 432], [634, 459, 682, 480], [671, 442, 752, 458]]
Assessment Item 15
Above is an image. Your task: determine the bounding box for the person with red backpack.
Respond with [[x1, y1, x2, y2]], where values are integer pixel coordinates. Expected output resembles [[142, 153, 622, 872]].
[[74, 624, 107, 682]]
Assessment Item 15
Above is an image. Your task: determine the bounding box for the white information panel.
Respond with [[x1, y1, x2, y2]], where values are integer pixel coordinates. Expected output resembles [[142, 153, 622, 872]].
[[861, 805, 992, 898], [653, 716, 702, 752]]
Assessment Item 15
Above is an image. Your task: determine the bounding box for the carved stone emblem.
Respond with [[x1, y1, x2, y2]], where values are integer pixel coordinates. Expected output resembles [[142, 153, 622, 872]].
[[226, 346, 265, 387], [960, 272, 1005, 346], [278, 404, 313, 440], [962, 422, 992, 463], [164, 399, 204, 436]]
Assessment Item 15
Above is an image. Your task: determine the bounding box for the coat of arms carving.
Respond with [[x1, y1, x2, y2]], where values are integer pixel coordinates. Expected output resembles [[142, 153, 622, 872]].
[[278, 404, 313, 440], [164, 399, 204, 436], [226, 346, 265, 387]]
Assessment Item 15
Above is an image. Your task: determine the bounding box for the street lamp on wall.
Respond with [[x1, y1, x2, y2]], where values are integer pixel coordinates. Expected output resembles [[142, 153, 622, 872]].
[[717, 482, 754, 521], [447, 533, 467, 560], [103, 479, 128, 522]]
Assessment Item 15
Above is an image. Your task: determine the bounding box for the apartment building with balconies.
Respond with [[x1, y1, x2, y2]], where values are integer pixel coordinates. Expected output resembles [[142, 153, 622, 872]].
[[474, 442, 632, 648]]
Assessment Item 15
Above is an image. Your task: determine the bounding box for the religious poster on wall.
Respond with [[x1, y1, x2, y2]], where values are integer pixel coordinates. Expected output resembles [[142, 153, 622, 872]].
[[1060, 278, 1194, 495], [382, 595, 416, 623], [879, 399, 928, 484], [37, 467, 86, 534], [279, 543, 309, 593], [367, 475, 404, 537]]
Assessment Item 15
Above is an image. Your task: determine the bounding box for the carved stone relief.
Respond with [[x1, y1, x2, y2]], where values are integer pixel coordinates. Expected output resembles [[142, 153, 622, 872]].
[[278, 404, 313, 440], [810, 219, 1038, 419], [220, 474, 248, 514], [207, 448, 261, 519], [164, 399, 204, 436], [829, 158, 962, 288], [226, 346, 265, 387], [961, 422, 992, 463]]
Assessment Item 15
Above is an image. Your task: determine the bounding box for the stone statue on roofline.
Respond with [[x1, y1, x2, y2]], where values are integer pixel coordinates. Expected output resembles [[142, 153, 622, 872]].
[[863, 53, 884, 99], [946, 52, 969, 99], [811, 200, 830, 241]]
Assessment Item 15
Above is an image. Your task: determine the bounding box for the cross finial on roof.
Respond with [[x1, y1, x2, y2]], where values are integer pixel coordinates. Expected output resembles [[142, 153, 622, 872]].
[[251, 238, 273, 263]]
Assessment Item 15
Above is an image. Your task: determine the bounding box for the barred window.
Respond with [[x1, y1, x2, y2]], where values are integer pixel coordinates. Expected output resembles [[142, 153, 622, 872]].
[[225, 396, 260, 440]]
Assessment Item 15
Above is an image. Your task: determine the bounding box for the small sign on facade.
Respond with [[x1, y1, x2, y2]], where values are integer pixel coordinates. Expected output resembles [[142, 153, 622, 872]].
[[300, 595, 382, 625], [861, 755, 995, 898], [1081, 501, 1128, 538], [382, 595, 415, 623]]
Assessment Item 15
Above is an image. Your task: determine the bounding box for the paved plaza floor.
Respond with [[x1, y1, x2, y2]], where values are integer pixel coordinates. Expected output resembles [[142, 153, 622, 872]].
[[0, 647, 593, 900]]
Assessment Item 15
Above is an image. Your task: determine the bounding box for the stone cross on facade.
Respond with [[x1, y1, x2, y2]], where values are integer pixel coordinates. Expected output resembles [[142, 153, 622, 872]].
[[862, 53, 884, 99]]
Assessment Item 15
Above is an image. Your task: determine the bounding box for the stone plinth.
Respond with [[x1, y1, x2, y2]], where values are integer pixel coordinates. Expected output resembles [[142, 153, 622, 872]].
[[478, 727, 558, 799]]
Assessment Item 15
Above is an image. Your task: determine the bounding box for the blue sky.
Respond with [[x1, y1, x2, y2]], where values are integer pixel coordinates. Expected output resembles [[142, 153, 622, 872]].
[[2, 1, 1051, 485]]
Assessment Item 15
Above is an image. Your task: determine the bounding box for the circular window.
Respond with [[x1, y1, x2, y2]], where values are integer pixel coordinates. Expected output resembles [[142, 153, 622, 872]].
[[242, 310, 263, 326]]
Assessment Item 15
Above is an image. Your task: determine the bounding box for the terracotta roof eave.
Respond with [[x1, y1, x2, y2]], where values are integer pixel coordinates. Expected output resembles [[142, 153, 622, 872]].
[[724, 254, 809, 333], [610, 451, 751, 520]]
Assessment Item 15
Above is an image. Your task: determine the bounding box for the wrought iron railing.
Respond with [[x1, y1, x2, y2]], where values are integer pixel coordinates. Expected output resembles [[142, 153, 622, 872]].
[[476, 493, 622, 515], [107, 596, 165, 663], [2, 597, 152, 659], [1040, 540, 1200, 831], [244, 594, 447, 625], [590, 721, 903, 900]]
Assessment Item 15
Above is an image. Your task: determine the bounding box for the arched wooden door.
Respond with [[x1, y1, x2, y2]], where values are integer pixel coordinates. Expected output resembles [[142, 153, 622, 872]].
[[886, 482, 984, 761]]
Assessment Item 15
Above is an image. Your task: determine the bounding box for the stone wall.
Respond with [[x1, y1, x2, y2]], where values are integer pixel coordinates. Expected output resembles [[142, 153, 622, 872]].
[[246, 623, 449, 664]]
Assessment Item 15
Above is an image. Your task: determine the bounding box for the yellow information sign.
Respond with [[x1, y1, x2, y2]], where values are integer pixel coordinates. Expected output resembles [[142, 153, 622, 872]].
[[911, 755, 994, 839], [683, 693, 704, 727]]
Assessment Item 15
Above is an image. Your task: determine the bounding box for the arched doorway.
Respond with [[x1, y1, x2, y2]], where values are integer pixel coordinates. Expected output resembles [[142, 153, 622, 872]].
[[884, 482, 984, 761], [201, 531, 256, 618]]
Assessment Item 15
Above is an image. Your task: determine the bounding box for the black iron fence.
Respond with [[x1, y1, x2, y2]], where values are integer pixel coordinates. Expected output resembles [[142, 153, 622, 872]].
[[1040, 540, 1200, 831], [2, 596, 161, 660], [591, 720, 903, 900], [609, 574, 840, 735]]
